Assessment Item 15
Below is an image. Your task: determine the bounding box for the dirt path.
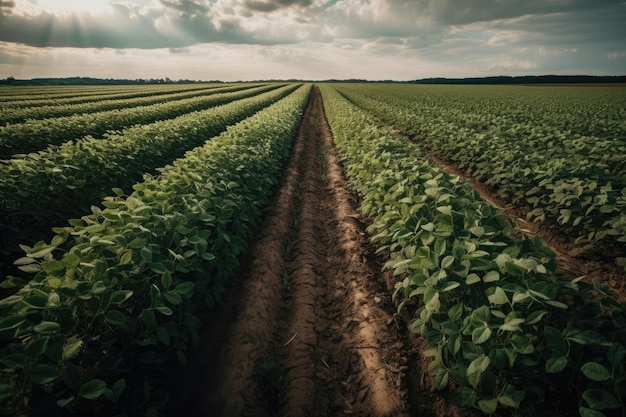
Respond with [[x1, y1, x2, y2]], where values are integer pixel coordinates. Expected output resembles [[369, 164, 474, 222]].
[[167, 87, 475, 417], [163, 86, 625, 417]]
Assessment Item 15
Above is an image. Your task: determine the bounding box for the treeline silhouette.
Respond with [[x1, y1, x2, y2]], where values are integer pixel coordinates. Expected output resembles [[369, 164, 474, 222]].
[[1, 75, 624, 86], [0, 76, 218, 86], [409, 75, 626, 84]]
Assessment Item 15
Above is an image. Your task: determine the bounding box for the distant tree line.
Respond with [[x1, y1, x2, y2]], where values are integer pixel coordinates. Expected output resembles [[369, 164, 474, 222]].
[[408, 75, 626, 84], [0, 76, 221, 86], [1, 75, 624, 86]]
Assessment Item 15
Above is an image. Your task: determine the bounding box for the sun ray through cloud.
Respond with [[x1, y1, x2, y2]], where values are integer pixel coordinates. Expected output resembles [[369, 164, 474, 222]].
[[0, 0, 624, 80]]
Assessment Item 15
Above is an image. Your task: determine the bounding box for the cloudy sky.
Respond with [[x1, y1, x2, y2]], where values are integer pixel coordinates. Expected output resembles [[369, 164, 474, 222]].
[[0, 0, 625, 81]]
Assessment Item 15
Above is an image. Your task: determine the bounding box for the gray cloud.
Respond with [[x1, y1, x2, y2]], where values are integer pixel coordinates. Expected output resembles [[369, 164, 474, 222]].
[[243, 0, 313, 13], [160, 0, 210, 16], [1, 0, 624, 50], [0, 1, 262, 48], [0, 0, 624, 78], [420, 0, 625, 25]]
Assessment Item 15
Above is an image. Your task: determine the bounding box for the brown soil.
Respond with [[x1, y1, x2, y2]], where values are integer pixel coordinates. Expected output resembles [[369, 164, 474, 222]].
[[168, 87, 477, 417]]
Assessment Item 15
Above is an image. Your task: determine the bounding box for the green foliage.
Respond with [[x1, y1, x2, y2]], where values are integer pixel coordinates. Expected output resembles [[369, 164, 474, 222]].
[[0, 83, 240, 124], [334, 83, 626, 267], [0, 83, 282, 158], [0, 84, 311, 415], [0, 83, 299, 266], [320, 84, 626, 417]]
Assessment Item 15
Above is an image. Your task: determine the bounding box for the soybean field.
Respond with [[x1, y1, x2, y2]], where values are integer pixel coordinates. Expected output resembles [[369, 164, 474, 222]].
[[0, 82, 625, 417]]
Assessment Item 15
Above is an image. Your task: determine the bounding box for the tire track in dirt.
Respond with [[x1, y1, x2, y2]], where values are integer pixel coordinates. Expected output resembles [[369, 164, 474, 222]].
[[169, 87, 414, 416]]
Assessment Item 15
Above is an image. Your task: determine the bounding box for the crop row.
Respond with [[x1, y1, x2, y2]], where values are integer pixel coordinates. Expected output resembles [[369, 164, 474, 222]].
[[0, 83, 284, 159], [0, 85, 153, 102], [333, 84, 626, 268], [0, 83, 301, 269], [320, 84, 625, 417], [0, 83, 216, 111], [0, 84, 311, 416], [0, 84, 254, 124]]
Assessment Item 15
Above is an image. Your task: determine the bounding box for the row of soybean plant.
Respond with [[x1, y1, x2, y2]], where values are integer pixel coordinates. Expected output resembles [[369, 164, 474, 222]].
[[0, 83, 279, 158], [0, 84, 299, 259], [0, 85, 155, 102], [333, 84, 626, 270], [320, 84, 625, 417], [0, 84, 311, 416], [0, 84, 217, 114]]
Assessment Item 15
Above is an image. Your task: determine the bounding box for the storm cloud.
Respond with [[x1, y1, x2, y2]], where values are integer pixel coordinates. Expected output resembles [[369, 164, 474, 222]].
[[0, 0, 624, 80]]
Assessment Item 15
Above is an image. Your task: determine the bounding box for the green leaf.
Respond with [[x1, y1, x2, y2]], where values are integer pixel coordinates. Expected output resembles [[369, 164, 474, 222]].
[[581, 389, 621, 411], [472, 326, 492, 345], [483, 270, 500, 283], [34, 321, 61, 334], [175, 281, 195, 299], [526, 309, 549, 325], [14, 256, 37, 266], [607, 343, 625, 368], [545, 300, 568, 309], [164, 291, 182, 305], [30, 246, 56, 258], [448, 303, 463, 321], [579, 407, 607, 417], [498, 384, 525, 408], [105, 310, 127, 326], [141, 246, 153, 262], [0, 314, 26, 331], [155, 306, 173, 316], [544, 326, 567, 353], [62, 338, 83, 361], [112, 379, 127, 400], [545, 354, 568, 373], [119, 250, 133, 265], [466, 273, 480, 285], [581, 362, 611, 382], [500, 317, 525, 332], [18, 264, 42, 273], [62, 253, 81, 268], [110, 290, 133, 305], [57, 396, 75, 408], [141, 309, 157, 328], [477, 398, 498, 414], [61, 363, 81, 388], [467, 355, 490, 389], [201, 252, 217, 261], [441, 255, 455, 269], [156, 326, 171, 346], [161, 271, 172, 290], [30, 364, 58, 385], [79, 379, 107, 400], [41, 260, 64, 274], [435, 368, 449, 390], [441, 281, 460, 292], [111, 187, 124, 196], [469, 226, 485, 237], [25, 336, 49, 358], [454, 387, 477, 406], [151, 262, 167, 274], [128, 237, 147, 249], [488, 286, 508, 305], [0, 353, 25, 370]]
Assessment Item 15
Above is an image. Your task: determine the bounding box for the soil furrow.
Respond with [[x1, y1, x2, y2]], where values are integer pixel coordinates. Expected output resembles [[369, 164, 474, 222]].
[[170, 86, 418, 416]]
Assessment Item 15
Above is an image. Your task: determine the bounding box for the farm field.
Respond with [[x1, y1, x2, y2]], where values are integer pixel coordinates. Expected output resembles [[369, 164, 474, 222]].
[[0, 83, 625, 417]]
